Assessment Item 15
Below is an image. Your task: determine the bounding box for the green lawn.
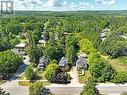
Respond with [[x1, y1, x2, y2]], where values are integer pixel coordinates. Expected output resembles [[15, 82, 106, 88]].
[[78, 70, 91, 83], [108, 56, 127, 72], [102, 55, 127, 72], [18, 81, 51, 86], [118, 56, 127, 65], [121, 94, 127, 95]]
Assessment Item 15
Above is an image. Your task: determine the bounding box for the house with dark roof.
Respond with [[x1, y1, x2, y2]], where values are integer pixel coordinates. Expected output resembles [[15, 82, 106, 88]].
[[37, 57, 48, 69], [59, 57, 68, 70], [76, 56, 87, 69]]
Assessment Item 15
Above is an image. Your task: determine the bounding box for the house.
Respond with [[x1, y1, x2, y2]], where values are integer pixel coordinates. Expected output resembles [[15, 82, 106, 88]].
[[12, 43, 27, 56], [37, 57, 48, 69], [38, 40, 46, 46], [100, 28, 110, 41], [54, 32, 59, 40], [15, 43, 26, 49], [78, 53, 87, 59], [76, 56, 87, 70], [120, 35, 127, 40], [102, 29, 110, 33], [59, 57, 68, 70], [100, 32, 106, 38]]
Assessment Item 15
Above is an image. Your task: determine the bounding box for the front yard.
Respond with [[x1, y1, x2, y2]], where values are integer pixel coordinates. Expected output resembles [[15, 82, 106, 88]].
[[18, 80, 51, 86], [78, 70, 91, 83], [0, 80, 6, 85], [108, 56, 127, 72]]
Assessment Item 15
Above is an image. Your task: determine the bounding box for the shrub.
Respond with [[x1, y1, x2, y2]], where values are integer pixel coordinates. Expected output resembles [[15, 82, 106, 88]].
[[24, 66, 36, 80], [44, 63, 59, 81], [111, 72, 127, 83], [29, 82, 44, 95]]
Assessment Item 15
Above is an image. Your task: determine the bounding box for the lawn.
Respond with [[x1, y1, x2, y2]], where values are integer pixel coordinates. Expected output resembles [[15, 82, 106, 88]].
[[18, 69, 51, 86], [18, 81, 51, 86], [102, 55, 127, 72], [121, 94, 127, 95], [78, 70, 91, 83], [0, 80, 6, 85], [108, 56, 127, 72]]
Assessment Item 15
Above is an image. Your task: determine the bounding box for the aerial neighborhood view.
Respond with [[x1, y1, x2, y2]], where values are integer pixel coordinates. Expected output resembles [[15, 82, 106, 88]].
[[0, 0, 127, 95]]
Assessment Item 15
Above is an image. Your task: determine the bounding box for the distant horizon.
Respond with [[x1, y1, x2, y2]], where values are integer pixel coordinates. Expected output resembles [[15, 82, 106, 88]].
[[14, 10, 127, 12], [13, 0, 126, 11]]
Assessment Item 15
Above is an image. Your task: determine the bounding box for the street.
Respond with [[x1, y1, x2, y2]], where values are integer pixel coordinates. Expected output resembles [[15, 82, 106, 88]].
[[97, 83, 127, 95], [1, 58, 127, 95]]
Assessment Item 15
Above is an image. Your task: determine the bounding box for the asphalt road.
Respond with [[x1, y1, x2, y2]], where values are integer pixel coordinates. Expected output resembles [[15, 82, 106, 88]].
[[46, 84, 127, 95], [97, 83, 127, 95], [46, 86, 84, 95]]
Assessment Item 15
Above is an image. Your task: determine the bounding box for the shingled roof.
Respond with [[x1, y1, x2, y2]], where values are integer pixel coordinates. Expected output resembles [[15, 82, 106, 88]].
[[59, 57, 68, 67], [76, 57, 87, 69], [37, 57, 47, 69]]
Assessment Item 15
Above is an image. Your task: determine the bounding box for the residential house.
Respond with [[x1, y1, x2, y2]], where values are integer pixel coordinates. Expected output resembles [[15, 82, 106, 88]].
[[12, 43, 27, 56], [59, 57, 68, 70], [100, 28, 110, 41], [37, 57, 48, 69], [76, 56, 87, 69], [54, 32, 59, 40]]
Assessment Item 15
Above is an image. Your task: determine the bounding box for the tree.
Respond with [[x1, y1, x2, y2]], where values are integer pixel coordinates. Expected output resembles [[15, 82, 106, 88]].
[[65, 46, 76, 65], [100, 33, 127, 58], [44, 63, 59, 81], [101, 64, 116, 82], [43, 45, 63, 61], [79, 39, 96, 54], [29, 82, 44, 95], [28, 45, 40, 64], [87, 52, 101, 64], [28, 30, 41, 45], [0, 88, 9, 95], [111, 72, 127, 83], [24, 66, 35, 80], [66, 35, 78, 50], [81, 77, 98, 95], [0, 50, 22, 79], [89, 58, 106, 78]]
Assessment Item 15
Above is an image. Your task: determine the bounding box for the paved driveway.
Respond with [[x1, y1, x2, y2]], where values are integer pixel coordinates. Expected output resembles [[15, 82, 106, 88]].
[[0, 56, 30, 95]]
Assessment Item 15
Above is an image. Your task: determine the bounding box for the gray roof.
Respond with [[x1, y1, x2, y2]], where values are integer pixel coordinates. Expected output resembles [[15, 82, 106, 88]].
[[15, 43, 26, 48], [102, 29, 110, 33], [11, 49, 26, 55], [54, 32, 59, 40], [76, 57, 87, 69], [100, 32, 106, 38], [37, 57, 47, 68], [59, 57, 68, 67]]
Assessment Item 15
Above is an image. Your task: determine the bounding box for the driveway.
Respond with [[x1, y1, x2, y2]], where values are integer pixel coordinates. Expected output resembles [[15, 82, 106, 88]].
[[0, 56, 30, 95]]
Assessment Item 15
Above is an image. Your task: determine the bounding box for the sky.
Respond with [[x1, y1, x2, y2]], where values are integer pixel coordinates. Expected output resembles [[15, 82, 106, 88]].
[[13, 0, 127, 11]]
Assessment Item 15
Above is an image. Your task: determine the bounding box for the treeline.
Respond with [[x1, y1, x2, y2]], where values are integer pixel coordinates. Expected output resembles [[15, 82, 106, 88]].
[[14, 11, 127, 17], [1, 13, 127, 61]]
